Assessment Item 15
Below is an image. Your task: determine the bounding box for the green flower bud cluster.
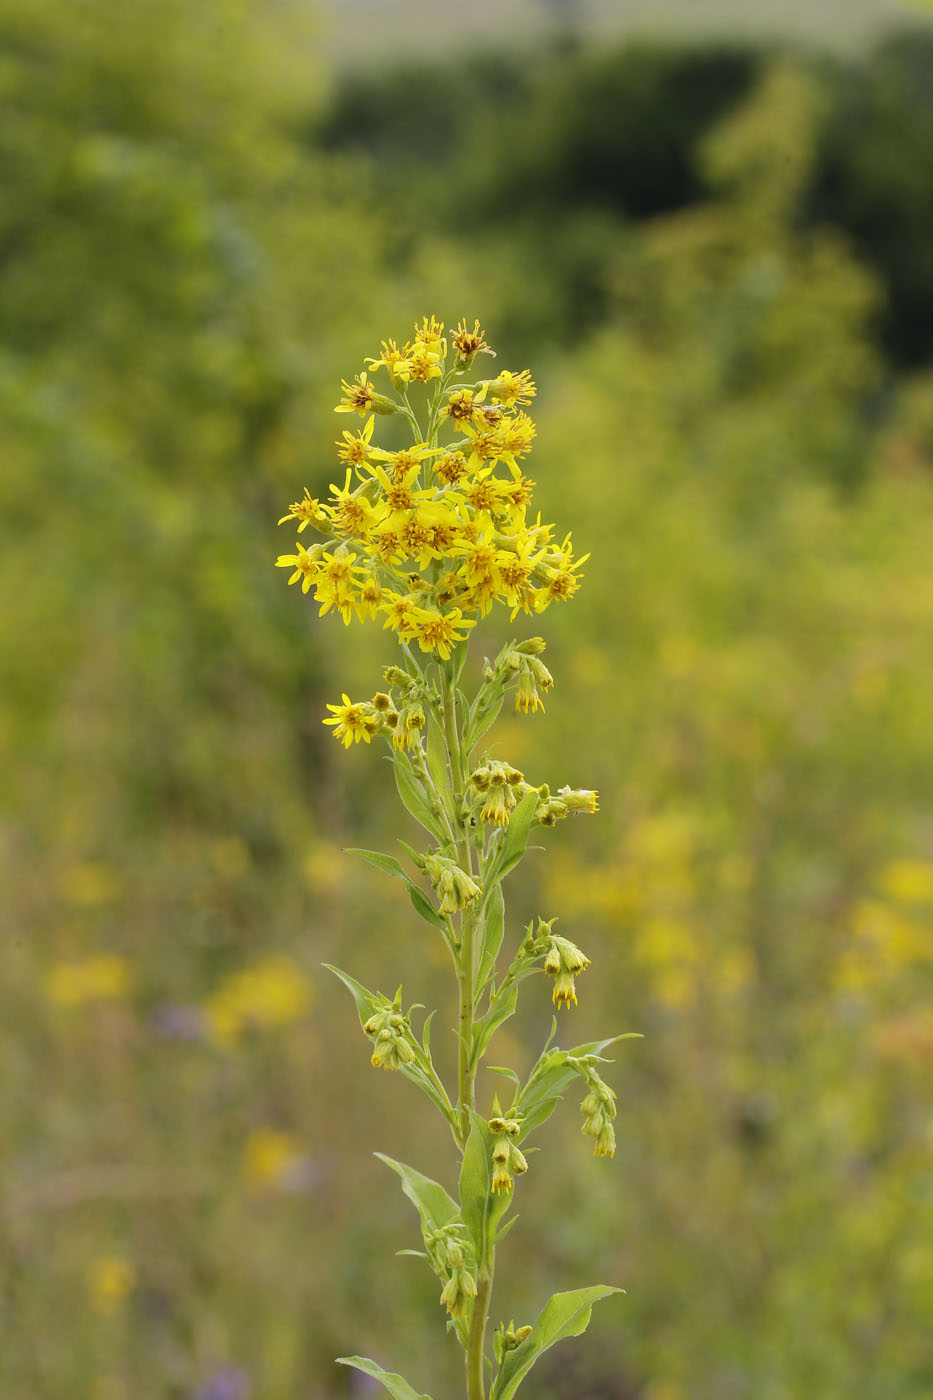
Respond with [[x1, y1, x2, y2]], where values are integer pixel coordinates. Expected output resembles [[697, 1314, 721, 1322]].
[[493, 1320, 533, 1366], [380, 665, 439, 751], [421, 851, 482, 915], [488, 1115, 528, 1195], [431, 1224, 478, 1320], [363, 1004, 417, 1071], [574, 1059, 618, 1158]]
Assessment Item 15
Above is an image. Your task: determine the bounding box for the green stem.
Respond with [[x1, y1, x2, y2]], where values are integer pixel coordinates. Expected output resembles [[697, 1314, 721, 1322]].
[[467, 1250, 495, 1400]]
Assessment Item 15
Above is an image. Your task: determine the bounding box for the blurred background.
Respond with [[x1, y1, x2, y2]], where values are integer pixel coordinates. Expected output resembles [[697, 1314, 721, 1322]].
[[2, 0, 932, 1396]]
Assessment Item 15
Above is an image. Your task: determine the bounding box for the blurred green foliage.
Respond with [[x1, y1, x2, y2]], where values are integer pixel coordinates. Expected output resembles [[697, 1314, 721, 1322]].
[[1, 3, 931, 1398]]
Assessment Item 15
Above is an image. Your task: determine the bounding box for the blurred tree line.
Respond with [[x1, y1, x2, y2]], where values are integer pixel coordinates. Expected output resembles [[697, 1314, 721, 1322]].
[[1, 2, 931, 1398]]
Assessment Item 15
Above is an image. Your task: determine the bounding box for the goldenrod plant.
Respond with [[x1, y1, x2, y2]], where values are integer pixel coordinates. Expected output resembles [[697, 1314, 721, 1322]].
[[277, 317, 636, 1400]]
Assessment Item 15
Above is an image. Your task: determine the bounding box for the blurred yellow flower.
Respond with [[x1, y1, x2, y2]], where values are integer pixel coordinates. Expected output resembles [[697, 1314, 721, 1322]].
[[204, 954, 313, 1046], [60, 861, 120, 907], [878, 858, 933, 905], [302, 841, 343, 894], [87, 1255, 135, 1316], [241, 1128, 309, 1193], [44, 955, 132, 1007]]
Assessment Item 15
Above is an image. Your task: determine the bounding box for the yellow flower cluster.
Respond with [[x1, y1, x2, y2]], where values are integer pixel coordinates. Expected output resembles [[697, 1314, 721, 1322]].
[[203, 954, 313, 1046], [276, 317, 588, 656]]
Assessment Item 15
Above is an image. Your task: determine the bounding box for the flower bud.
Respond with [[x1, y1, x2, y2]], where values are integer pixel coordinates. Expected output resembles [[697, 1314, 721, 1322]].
[[513, 637, 547, 656], [363, 1007, 416, 1070], [371, 392, 402, 416], [516, 670, 544, 715], [544, 934, 591, 1009], [536, 798, 569, 827], [423, 852, 481, 914], [557, 785, 599, 814], [440, 1266, 477, 1319], [509, 1144, 528, 1175]]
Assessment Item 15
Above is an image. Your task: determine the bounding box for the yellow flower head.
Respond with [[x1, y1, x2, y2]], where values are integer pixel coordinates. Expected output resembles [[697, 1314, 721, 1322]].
[[276, 317, 587, 664], [323, 693, 378, 747]]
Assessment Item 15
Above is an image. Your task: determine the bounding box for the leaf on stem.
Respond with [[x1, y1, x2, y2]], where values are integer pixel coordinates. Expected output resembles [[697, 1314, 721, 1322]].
[[375, 1154, 461, 1238], [459, 1110, 513, 1265], [514, 1034, 641, 1136], [494, 788, 539, 882], [489, 1286, 622, 1400], [336, 1356, 434, 1400], [393, 748, 448, 844], [475, 883, 505, 996], [322, 963, 382, 1027], [344, 847, 449, 935]]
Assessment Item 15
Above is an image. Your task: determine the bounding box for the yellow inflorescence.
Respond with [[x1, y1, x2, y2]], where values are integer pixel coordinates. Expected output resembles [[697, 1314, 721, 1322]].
[[276, 317, 588, 655]]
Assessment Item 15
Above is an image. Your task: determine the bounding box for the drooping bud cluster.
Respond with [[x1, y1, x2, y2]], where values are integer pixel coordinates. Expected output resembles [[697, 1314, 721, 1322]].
[[422, 852, 482, 915], [428, 1224, 478, 1320], [362, 1005, 417, 1071], [488, 1115, 528, 1195], [574, 1059, 618, 1159], [543, 931, 591, 1009], [469, 760, 531, 827]]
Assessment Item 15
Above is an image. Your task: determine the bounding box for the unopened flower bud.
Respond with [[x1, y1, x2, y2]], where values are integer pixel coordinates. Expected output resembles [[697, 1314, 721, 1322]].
[[557, 785, 599, 814], [383, 665, 409, 688], [514, 636, 547, 656], [372, 692, 393, 712], [423, 852, 481, 914], [509, 1144, 528, 1175], [371, 392, 402, 416], [528, 656, 554, 689], [544, 935, 591, 1009], [516, 670, 544, 715], [537, 798, 569, 827], [440, 1265, 477, 1319]]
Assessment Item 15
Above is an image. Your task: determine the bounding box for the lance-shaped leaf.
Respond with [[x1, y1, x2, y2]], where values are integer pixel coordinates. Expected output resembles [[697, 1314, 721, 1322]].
[[471, 979, 519, 1068], [393, 748, 447, 844], [426, 714, 453, 797], [459, 1110, 513, 1266], [490, 1285, 622, 1400], [515, 1034, 641, 1136], [466, 687, 504, 752], [375, 1154, 461, 1241], [323, 963, 382, 1027], [492, 788, 539, 882], [475, 883, 505, 996], [336, 1356, 433, 1400], [345, 848, 449, 934]]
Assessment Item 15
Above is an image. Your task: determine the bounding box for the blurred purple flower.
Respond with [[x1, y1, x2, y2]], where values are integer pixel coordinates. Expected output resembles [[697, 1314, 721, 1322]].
[[150, 1002, 206, 1041], [194, 1366, 250, 1400]]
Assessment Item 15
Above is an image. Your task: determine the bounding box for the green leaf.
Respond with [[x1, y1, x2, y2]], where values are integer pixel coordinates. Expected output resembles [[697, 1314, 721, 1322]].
[[393, 748, 447, 843], [490, 1286, 622, 1400], [336, 1356, 433, 1400], [426, 715, 451, 795], [466, 690, 504, 751], [515, 1034, 640, 1136], [495, 788, 539, 880], [344, 847, 408, 880], [322, 963, 381, 1028], [449, 637, 470, 684], [459, 1110, 513, 1265], [375, 1154, 460, 1239], [471, 980, 519, 1067], [344, 846, 448, 934], [475, 883, 505, 994]]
